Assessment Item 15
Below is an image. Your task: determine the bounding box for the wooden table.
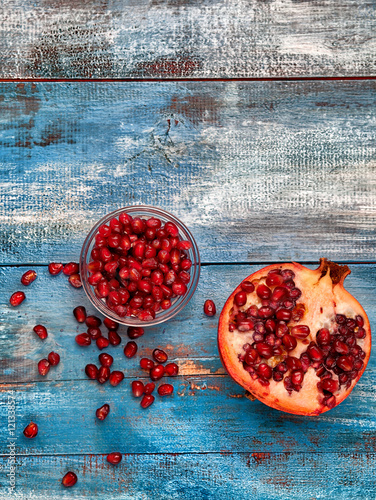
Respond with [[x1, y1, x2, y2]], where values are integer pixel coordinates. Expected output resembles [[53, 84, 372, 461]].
[[0, 1, 375, 498]]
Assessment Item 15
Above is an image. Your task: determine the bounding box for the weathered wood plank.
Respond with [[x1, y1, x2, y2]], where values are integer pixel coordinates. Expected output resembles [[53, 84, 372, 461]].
[[1, 264, 375, 383], [1, 81, 376, 263], [0, 0, 375, 79], [0, 452, 375, 500]]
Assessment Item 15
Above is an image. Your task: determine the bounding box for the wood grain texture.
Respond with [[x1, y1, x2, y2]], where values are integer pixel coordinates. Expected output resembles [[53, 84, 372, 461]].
[[0, 452, 375, 500], [0, 265, 375, 456], [1, 81, 376, 264], [0, 0, 375, 79]]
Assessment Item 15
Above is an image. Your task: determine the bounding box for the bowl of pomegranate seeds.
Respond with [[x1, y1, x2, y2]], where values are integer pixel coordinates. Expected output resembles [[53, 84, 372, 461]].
[[80, 206, 200, 326]]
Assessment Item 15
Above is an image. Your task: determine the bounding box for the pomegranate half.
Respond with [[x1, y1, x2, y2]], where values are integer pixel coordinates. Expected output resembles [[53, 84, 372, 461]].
[[218, 259, 371, 415]]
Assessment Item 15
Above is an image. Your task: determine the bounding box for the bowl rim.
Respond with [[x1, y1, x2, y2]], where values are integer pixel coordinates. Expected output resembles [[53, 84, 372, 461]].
[[79, 205, 201, 327]]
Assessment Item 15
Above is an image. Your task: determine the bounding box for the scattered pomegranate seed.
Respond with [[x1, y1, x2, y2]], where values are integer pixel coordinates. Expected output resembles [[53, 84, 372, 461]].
[[103, 318, 119, 330], [140, 358, 154, 370], [109, 371, 124, 386], [38, 359, 50, 376], [150, 364, 165, 381], [126, 327, 144, 339], [164, 363, 179, 376], [23, 421, 38, 438], [96, 337, 110, 350], [153, 349, 168, 364], [141, 394, 155, 408], [96, 403, 110, 420], [86, 316, 102, 328], [68, 273, 82, 288], [107, 452, 122, 465], [75, 333, 91, 347], [63, 262, 79, 276], [88, 327, 102, 340], [85, 364, 99, 380], [144, 382, 156, 394], [99, 353, 113, 367], [21, 270, 37, 286], [48, 262, 63, 275], [97, 366, 110, 384], [108, 330, 122, 346], [124, 341, 138, 358], [62, 471, 78, 488], [33, 324, 48, 340], [203, 299, 216, 316], [131, 380, 145, 397], [48, 352, 60, 366], [10, 291, 26, 307], [73, 306, 87, 323], [157, 383, 174, 396]]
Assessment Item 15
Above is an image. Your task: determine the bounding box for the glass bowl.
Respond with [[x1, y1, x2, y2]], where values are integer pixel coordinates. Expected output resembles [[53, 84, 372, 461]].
[[80, 205, 200, 327]]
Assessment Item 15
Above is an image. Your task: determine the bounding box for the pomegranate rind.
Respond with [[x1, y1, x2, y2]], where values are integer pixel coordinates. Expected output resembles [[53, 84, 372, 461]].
[[218, 260, 371, 416]]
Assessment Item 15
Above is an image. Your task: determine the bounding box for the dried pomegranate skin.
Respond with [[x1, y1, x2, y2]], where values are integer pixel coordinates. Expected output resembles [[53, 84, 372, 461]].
[[218, 259, 371, 416]]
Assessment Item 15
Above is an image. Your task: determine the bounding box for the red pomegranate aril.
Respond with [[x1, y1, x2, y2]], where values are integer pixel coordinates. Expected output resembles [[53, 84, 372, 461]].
[[126, 327, 144, 341], [276, 321, 289, 338], [63, 262, 79, 276], [138, 308, 155, 321], [62, 472, 77, 488], [88, 272, 103, 286], [151, 285, 164, 302], [239, 281, 254, 294], [129, 296, 143, 309], [103, 317, 118, 330], [237, 320, 255, 332], [99, 224, 112, 237], [281, 269, 295, 281], [276, 362, 288, 373], [270, 286, 287, 303], [48, 352, 60, 366], [107, 452, 122, 465], [265, 333, 276, 346], [109, 371, 124, 386], [354, 359, 364, 371], [33, 324, 48, 340], [273, 371, 284, 382], [76, 333, 91, 347], [339, 373, 349, 384], [38, 359, 50, 376], [164, 269, 177, 286], [10, 291, 26, 307], [142, 382, 154, 395], [85, 316, 102, 328], [161, 238, 172, 252], [48, 262, 63, 275], [96, 337, 110, 350], [160, 299, 171, 310], [153, 349, 168, 364], [151, 270, 164, 285], [291, 369, 304, 386], [146, 217, 161, 229], [141, 394, 155, 408], [96, 403, 110, 420], [336, 355, 355, 372], [143, 296, 154, 309], [307, 342, 324, 361], [290, 325, 310, 339], [123, 341, 137, 358], [163, 221, 178, 237], [91, 248, 101, 260], [108, 234, 121, 248], [265, 319, 276, 333], [130, 217, 145, 234], [172, 282, 187, 296], [316, 328, 331, 346], [282, 334, 297, 351], [355, 315, 364, 327], [158, 383, 174, 396], [23, 421, 38, 438], [157, 249, 170, 264], [132, 380, 145, 397], [256, 284, 272, 300], [95, 234, 107, 248], [258, 306, 274, 319], [255, 343, 273, 359], [110, 217, 122, 233], [163, 363, 178, 377], [257, 363, 272, 379], [97, 366, 110, 384], [275, 309, 292, 322], [234, 291, 247, 307], [150, 364, 165, 381], [104, 261, 119, 275], [68, 273, 82, 288], [334, 340, 349, 355], [266, 274, 284, 287], [88, 260, 103, 273], [245, 349, 260, 365], [118, 288, 130, 304], [321, 378, 338, 393], [99, 353, 114, 367], [99, 247, 112, 263], [285, 356, 302, 371], [300, 353, 311, 372], [107, 330, 121, 346], [180, 258, 192, 271], [88, 327, 102, 340], [21, 269, 37, 286], [355, 327, 366, 339], [108, 290, 121, 306], [85, 364, 99, 380], [289, 287, 302, 300], [137, 280, 152, 294], [73, 306, 87, 323]]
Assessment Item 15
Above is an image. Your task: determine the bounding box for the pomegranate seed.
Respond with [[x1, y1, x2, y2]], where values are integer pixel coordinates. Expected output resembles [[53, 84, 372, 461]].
[[99, 224, 112, 237], [124, 341, 138, 358], [161, 299, 172, 310], [146, 217, 161, 229], [62, 472, 77, 488], [88, 260, 103, 273], [107, 452, 122, 465], [97, 366, 110, 384], [290, 325, 310, 339], [68, 273, 82, 288], [108, 234, 121, 248], [164, 221, 179, 237], [333, 339, 349, 355], [266, 274, 284, 287], [271, 286, 287, 303], [265, 319, 276, 332], [75, 333, 91, 347], [153, 349, 168, 364], [132, 380, 145, 397], [268, 268, 282, 275], [88, 327, 102, 340], [109, 371, 124, 386], [172, 281, 187, 296], [307, 343, 324, 361], [355, 327, 366, 339], [63, 262, 79, 276], [144, 382, 155, 394], [282, 334, 297, 351], [291, 369, 304, 386], [239, 281, 254, 294], [273, 371, 284, 382], [285, 356, 302, 371], [10, 291, 26, 307], [256, 284, 272, 300], [110, 217, 123, 233], [321, 378, 338, 393], [73, 306, 86, 323], [21, 269, 37, 286], [96, 337, 110, 350], [276, 321, 289, 338], [38, 359, 50, 376], [33, 324, 48, 340], [108, 330, 122, 346], [127, 326, 144, 339], [48, 352, 60, 366], [150, 364, 165, 381], [354, 359, 364, 371], [245, 349, 260, 365], [316, 328, 331, 346], [103, 317, 119, 330], [99, 353, 113, 367], [257, 363, 272, 379], [88, 272, 103, 286], [85, 364, 99, 380], [180, 258, 192, 271], [164, 363, 179, 376], [48, 262, 63, 275], [234, 291, 247, 307], [258, 306, 274, 319], [281, 269, 295, 281], [336, 355, 354, 372], [158, 383, 174, 396], [85, 316, 101, 328], [255, 343, 273, 359], [96, 403, 110, 420], [276, 362, 288, 373], [141, 394, 155, 408], [23, 421, 38, 438], [355, 315, 364, 327], [275, 309, 292, 322], [140, 358, 154, 370], [300, 353, 311, 372]]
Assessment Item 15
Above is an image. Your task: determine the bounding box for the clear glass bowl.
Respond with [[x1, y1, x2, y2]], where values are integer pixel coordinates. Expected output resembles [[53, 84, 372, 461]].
[[80, 206, 201, 327]]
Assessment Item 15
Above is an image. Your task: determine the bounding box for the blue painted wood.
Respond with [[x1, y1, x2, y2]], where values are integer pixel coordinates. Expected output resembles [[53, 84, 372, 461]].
[[0, 0, 375, 79], [1, 82, 376, 264], [0, 452, 375, 500]]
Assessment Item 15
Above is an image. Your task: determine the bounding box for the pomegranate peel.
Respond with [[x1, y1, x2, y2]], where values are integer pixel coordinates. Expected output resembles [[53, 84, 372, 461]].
[[218, 259, 371, 416]]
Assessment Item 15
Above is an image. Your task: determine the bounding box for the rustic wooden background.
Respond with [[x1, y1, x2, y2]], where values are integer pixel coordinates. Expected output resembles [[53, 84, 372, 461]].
[[0, 0, 375, 498]]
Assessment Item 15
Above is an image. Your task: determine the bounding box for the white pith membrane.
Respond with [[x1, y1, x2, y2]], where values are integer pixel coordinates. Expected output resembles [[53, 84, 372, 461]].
[[220, 261, 371, 415]]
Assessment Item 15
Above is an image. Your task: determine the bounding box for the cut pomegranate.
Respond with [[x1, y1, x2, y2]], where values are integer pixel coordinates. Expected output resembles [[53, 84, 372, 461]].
[[164, 363, 179, 376], [153, 349, 168, 364], [68, 273, 82, 288], [124, 341, 137, 358], [140, 394, 155, 408], [127, 327, 144, 339], [63, 262, 79, 276], [33, 325, 48, 340], [73, 306, 87, 323], [96, 403, 110, 420], [75, 333, 91, 347], [131, 380, 145, 397], [21, 270, 37, 286], [109, 371, 124, 386], [23, 421, 38, 438], [62, 472, 77, 487], [48, 352, 60, 366], [10, 291, 25, 307], [204, 299, 216, 316], [48, 262, 64, 275], [85, 364, 99, 380], [38, 359, 50, 376], [218, 259, 371, 415], [107, 452, 122, 465], [158, 383, 174, 396]]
